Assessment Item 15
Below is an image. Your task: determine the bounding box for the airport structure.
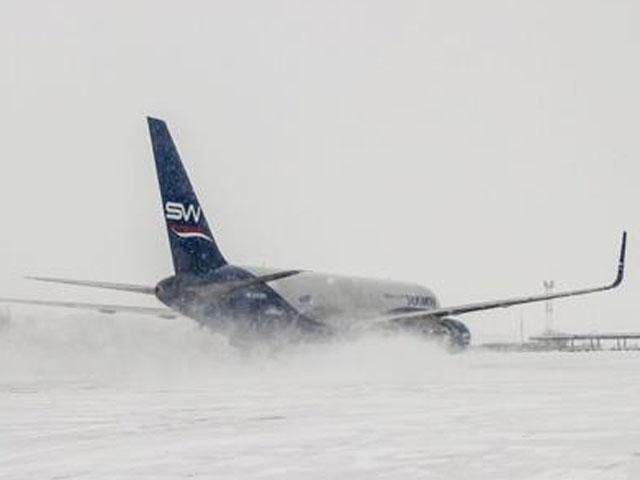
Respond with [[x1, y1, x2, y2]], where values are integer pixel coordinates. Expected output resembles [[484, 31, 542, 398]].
[[528, 332, 640, 351], [480, 332, 640, 352]]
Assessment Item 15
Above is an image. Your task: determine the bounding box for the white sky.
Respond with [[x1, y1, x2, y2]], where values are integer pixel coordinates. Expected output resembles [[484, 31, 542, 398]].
[[0, 1, 638, 342]]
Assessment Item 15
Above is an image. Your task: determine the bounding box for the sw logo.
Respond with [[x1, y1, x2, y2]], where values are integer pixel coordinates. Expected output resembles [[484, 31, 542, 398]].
[[165, 201, 202, 223], [164, 202, 213, 242]]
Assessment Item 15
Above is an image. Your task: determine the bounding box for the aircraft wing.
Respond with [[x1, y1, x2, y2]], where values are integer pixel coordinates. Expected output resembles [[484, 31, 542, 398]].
[[0, 297, 179, 318], [0, 270, 304, 319], [383, 231, 626, 323]]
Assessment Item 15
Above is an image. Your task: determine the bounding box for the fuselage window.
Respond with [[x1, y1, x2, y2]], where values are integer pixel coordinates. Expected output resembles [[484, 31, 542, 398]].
[[298, 294, 313, 304]]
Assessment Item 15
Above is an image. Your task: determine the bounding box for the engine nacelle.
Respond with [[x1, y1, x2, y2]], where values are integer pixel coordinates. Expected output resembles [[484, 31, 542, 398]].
[[391, 315, 471, 352], [438, 317, 471, 352]]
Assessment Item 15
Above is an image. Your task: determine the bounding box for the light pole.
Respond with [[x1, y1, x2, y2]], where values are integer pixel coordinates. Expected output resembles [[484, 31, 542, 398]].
[[543, 280, 555, 333]]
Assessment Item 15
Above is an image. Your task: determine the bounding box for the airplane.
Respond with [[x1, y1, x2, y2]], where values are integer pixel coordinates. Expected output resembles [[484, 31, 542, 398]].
[[0, 118, 628, 351]]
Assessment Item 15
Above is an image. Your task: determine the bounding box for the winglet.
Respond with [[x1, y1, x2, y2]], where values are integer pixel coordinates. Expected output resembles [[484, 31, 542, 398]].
[[612, 231, 627, 288]]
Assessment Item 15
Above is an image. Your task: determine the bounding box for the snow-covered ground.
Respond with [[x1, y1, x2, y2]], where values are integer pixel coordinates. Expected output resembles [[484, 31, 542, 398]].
[[1, 312, 640, 479]]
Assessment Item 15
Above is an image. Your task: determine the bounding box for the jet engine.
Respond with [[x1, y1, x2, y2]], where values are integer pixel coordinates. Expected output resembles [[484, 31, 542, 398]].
[[438, 317, 471, 352], [391, 315, 471, 352]]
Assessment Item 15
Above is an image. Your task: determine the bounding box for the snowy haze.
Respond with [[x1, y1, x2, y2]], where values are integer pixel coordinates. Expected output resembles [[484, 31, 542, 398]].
[[0, 1, 639, 341], [2, 3, 640, 477], [2, 312, 640, 479]]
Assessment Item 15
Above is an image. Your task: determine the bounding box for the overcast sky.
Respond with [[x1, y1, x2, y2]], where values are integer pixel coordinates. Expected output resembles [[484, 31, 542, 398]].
[[0, 1, 638, 342]]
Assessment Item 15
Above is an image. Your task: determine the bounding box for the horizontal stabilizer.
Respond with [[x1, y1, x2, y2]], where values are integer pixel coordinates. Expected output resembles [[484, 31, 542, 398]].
[[26, 276, 156, 295], [186, 270, 302, 297]]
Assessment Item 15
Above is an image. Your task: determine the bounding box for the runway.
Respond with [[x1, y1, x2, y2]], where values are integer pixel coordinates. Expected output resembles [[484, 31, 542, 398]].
[[1, 312, 640, 479]]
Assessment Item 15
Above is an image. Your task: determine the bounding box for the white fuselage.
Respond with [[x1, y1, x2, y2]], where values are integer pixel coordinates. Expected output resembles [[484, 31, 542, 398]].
[[244, 266, 439, 331]]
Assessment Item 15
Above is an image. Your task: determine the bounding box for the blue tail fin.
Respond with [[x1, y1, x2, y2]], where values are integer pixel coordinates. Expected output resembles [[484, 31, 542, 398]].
[[147, 117, 227, 276]]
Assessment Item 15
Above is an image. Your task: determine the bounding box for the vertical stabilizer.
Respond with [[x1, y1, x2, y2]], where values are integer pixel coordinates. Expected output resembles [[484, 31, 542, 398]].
[[147, 117, 227, 276]]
